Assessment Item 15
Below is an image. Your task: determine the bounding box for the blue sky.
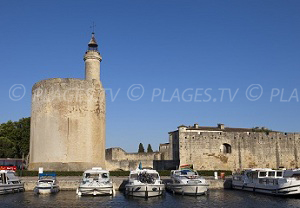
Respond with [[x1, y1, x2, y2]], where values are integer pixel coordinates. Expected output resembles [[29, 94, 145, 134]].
[[1, 1, 299, 152]]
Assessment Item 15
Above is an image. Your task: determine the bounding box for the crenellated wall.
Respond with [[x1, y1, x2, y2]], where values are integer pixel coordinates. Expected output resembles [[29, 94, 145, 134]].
[[105, 148, 162, 171], [159, 143, 172, 160]]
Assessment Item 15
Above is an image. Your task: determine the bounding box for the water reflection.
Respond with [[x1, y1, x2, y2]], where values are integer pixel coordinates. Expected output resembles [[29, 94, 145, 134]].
[[1, 190, 300, 208]]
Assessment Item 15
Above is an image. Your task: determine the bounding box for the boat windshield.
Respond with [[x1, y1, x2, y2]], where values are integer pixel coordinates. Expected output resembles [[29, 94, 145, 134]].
[[130, 173, 158, 179], [85, 173, 100, 180], [130, 174, 138, 179], [179, 170, 197, 176], [149, 173, 159, 179], [6, 172, 18, 180]]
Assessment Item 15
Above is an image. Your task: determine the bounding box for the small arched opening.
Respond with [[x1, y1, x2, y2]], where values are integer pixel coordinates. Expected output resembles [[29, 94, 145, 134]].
[[220, 143, 232, 154]]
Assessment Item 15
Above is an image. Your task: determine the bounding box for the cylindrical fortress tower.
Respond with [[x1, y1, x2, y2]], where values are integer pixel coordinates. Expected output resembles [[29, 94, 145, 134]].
[[29, 33, 106, 171]]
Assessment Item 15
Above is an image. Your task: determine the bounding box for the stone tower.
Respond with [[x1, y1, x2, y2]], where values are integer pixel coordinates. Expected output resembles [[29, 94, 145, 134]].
[[84, 32, 102, 81], [29, 33, 106, 171]]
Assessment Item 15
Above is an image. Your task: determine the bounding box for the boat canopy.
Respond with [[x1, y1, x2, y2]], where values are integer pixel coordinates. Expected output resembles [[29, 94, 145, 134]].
[[39, 173, 56, 179], [84, 169, 109, 174]]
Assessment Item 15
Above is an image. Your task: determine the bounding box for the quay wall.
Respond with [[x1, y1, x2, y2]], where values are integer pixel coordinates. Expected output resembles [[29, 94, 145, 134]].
[[21, 176, 225, 191]]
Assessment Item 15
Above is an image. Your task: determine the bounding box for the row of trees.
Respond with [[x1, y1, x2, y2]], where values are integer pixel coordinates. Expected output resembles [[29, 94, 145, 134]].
[[138, 143, 154, 153], [0, 117, 30, 158]]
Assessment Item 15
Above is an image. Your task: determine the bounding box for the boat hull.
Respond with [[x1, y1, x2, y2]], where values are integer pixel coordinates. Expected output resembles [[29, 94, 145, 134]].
[[0, 183, 25, 195], [167, 183, 208, 195], [232, 182, 300, 196], [125, 184, 165, 198], [34, 185, 60, 194], [77, 185, 113, 196]]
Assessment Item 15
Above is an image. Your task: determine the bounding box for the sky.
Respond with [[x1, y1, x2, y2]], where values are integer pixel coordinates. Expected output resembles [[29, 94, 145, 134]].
[[0, 0, 300, 152]]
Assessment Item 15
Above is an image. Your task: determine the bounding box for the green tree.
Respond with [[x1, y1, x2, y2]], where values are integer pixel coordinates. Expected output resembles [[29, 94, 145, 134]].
[[138, 143, 145, 153], [14, 117, 30, 157], [0, 137, 17, 158], [0, 117, 30, 158], [252, 126, 272, 133], [147, 144, 153, 153]]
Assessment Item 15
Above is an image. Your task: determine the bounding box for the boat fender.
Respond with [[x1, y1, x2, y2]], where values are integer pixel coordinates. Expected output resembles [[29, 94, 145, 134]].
[[145, 186, 148, 198]]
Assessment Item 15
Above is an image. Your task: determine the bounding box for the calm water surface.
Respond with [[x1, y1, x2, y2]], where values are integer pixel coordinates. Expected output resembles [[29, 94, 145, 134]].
[[1, 190, 300, 208]]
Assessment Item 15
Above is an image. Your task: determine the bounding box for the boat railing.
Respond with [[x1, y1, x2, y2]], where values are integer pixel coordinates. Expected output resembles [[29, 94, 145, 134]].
[[233, 175, 242, 181]]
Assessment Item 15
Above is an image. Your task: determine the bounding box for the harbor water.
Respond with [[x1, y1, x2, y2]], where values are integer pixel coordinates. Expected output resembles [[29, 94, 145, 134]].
[[1, 189, 300, 208]]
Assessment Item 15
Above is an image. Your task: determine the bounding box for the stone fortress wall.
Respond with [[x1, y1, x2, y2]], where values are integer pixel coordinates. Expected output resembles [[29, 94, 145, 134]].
[[169, 124, 300, 171], [105, 123, 300, 172], [105, 147, 162, 171]]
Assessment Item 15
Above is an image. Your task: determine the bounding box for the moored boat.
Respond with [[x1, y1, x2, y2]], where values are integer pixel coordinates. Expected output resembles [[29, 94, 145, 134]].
[[76, 167, 113, 196], [34, 173, 60, 194], [125, 168, 165, 198], [232, 168, 300, 196], [166, 164, 209, 196], [0, 170, 24, 194]]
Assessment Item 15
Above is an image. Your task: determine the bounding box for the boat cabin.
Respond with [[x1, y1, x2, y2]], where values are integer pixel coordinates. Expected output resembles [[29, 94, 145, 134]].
[[246, 169, 283, 179], [129, 169, 160, 181], [0, 170, 21, 184], [233, 168, 300, 186], [83, 167, 110, 182], [171, 169, 198, 177], [0, 170, 8, 184]]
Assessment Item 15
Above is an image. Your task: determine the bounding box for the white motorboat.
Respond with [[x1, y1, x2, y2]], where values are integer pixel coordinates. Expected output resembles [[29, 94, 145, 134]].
[[166, 165, 209, 196], [232, 168, 300, 196], [0, 170, 24, 194], [34, 173, 60, 194], [125, 168, 165, 198], [76, 167, 113, 196]]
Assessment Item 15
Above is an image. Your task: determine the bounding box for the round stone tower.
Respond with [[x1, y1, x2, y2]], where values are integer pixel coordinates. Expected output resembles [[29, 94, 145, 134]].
[[29, 33, 106, 171]]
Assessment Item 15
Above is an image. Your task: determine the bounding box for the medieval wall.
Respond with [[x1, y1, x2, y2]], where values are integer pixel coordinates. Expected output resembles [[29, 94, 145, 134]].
[[105, 148, 162, 171], [178, 129, 300, 171], [159, 143, 172, 160], [29, 78, 106, 171]]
